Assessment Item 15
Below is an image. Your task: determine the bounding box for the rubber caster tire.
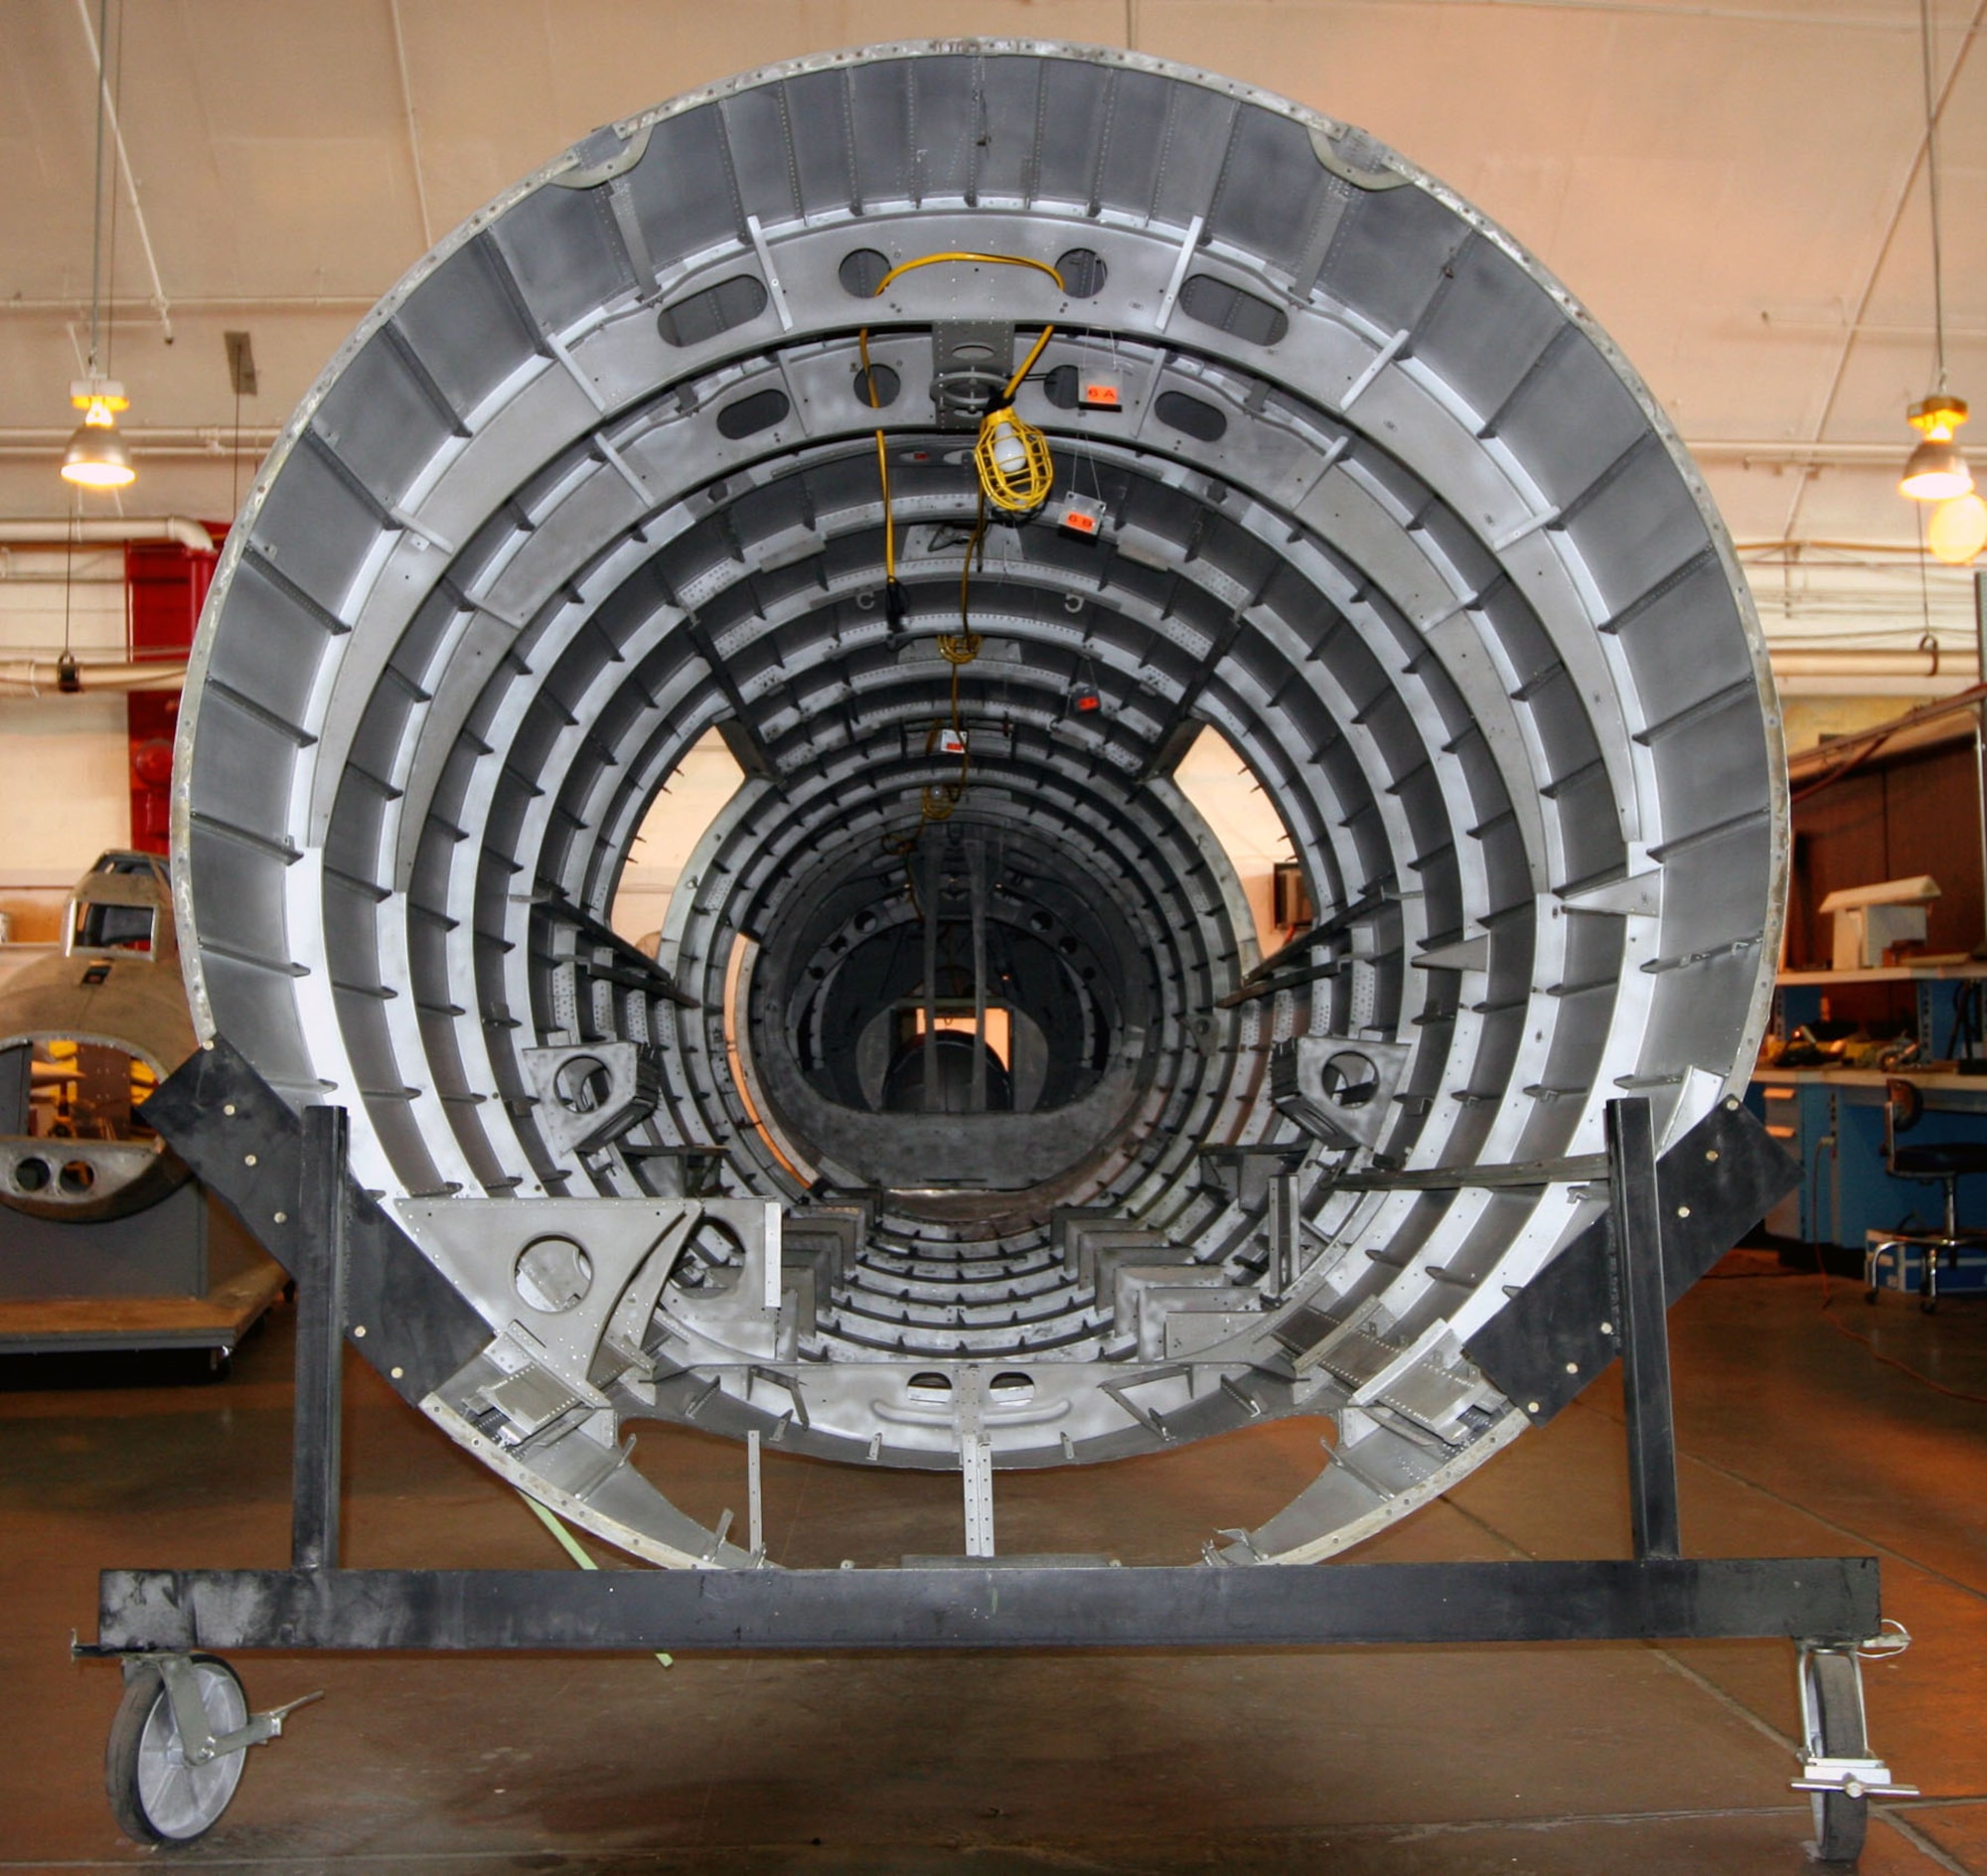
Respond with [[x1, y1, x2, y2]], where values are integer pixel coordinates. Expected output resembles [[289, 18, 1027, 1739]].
[[1864, 1289, 1879, 1305], [1811, 1789, 1869, 1865], [105, 1655, 248, 1843], [1805, 1649, 1871, 1866], [1920, 1296, 1938, 1315]]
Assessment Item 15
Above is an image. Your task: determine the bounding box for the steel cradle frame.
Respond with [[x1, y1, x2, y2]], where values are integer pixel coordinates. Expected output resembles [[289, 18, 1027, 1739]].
[[77, 1048, 1911, 1862]]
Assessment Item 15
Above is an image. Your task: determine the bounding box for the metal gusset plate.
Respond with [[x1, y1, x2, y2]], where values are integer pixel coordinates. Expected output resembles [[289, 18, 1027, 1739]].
[[139, 1037, 490, 1406], [1460, 1096, 1797, 1424]]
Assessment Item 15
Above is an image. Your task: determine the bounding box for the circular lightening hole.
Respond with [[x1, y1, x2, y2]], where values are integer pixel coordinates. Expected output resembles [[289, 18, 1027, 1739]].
[[58, 1160, 96, 1194], [13, 1157, 51, 1193], [516, 1236, 594, 1314], [1054, 248, 1107, 298], [552, 1055, 613, 1115], [851, 363, 900, 408], [1320, 1051, 1381, 1109], [839, 248, 891, 297]]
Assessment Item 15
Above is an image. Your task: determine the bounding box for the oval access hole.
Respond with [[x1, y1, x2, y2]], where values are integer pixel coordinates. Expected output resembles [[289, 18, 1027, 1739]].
[[656, 274, 769, 347], [1154, 390, 1228, 442], [715, 389, 791, 439], [1177, 273, 1289, 348]]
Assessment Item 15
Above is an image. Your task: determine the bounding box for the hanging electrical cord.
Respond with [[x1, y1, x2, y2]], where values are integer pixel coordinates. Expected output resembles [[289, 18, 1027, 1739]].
[[864, 253, 1061, 861], [859, 251, 1065, 529], [858, 328, 906, 629], [917, 492, 994, 826], [1918, 0, 1950, 403], [59, 502, 80, 695], [939, 491, 990, 668], [101, 0, 125, 387]]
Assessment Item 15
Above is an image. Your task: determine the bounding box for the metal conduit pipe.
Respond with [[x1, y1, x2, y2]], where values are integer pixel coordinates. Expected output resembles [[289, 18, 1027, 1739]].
[[0, 661, 186, 695], [1770, 649, 1978, 680], [0, 519, 216, 552], [175, 42, 1784, 1567]]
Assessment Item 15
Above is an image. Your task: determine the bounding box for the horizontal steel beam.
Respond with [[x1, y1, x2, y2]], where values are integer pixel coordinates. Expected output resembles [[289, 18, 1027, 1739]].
[[92, 1556, 1880, 1654]]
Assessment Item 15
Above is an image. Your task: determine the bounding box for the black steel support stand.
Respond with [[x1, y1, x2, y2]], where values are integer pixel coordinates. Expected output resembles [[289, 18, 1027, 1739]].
[[1609, 1096, 1682, 1562], [83, 1089, 1884, 1651], [290, 1106, 348, 1574], [80, 1084, 1903, 1860]]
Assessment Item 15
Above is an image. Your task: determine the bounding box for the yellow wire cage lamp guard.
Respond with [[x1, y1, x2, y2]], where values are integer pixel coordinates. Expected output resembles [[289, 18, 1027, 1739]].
[[975, 397, 1054, 513], [866, 253, 1062, 517]]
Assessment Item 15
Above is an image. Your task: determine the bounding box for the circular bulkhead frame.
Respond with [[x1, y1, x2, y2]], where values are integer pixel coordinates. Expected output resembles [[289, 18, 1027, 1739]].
[[174, 41, 1785, 1567]]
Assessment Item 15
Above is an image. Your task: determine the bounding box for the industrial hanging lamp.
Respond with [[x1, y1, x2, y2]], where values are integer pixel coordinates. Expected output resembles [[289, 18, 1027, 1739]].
[[1900, 0, 1970, 512], [59, 0, 134, 492], [1902, 396, 1971, 503], [61, 386, 133, 490]]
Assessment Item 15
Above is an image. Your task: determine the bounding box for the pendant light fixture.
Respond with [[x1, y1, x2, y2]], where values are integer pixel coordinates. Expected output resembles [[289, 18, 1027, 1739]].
[[1899, 0, 1970, 508], [60, 0, 134, 492], [1928, 491, 1987, 565], [1902, 397, 1971, 503]]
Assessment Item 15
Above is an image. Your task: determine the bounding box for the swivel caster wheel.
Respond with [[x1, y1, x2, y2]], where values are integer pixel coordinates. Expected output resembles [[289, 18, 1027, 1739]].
[[105, 1654, 248, 1843], [1919, 1295, 1938, 1316], [1802, 1649, 1870, 1866]]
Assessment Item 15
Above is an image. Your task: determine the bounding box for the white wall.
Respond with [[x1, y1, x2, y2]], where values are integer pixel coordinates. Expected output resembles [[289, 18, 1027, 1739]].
[[0, 695, 128, 867], [0, 548, 132, 929], [1173, 726, 1298, 954], [609, 730, 746, 949], [0, 694, 128, 943]]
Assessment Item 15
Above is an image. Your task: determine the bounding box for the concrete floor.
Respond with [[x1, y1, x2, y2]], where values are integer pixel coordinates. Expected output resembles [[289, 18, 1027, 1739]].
[[3, 1249, 1985, 1874]]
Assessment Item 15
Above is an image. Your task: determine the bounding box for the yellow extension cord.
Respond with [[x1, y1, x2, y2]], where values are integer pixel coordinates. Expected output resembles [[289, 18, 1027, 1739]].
[[863, 252, 1063, 849]]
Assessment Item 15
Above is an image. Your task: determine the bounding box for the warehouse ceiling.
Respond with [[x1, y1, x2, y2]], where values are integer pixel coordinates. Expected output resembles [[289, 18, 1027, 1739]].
[[0, 0, 1982, 638]]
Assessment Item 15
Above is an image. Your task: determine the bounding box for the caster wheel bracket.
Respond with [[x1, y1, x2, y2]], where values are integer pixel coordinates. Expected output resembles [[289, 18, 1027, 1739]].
[[158, 1653, 321, 1767], [1791, 1755, 1918, 1800], [1793, 1639, 1918, 1865]]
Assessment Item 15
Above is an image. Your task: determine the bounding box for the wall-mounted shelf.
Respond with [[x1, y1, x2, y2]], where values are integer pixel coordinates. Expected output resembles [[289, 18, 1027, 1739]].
[[1777, 960, 1987, 987]]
